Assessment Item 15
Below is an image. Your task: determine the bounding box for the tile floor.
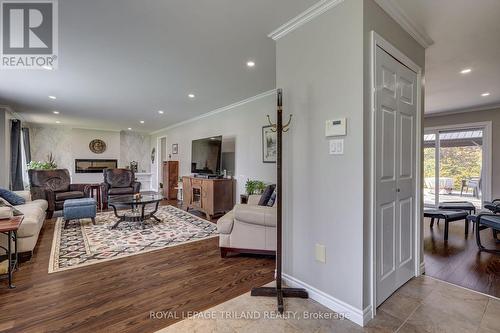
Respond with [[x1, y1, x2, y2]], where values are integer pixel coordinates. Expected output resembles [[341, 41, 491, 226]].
[[156, 275, 500, 333]]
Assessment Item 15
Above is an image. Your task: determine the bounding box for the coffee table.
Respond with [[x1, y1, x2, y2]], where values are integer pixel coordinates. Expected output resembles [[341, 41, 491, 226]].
[[0, 216, 23, 289], [108, 193, 163, 229]]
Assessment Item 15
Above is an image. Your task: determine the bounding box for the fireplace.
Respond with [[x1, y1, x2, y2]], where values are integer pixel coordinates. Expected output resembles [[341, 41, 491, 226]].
[[75, 159, 117, 173]]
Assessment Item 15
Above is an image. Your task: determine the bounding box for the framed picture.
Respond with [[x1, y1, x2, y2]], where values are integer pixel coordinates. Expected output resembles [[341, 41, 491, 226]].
[[262, 125, 277, 163], [172, 144, 178, 154]]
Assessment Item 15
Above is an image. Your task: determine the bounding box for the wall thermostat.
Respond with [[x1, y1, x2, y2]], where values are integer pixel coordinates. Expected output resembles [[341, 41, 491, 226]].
[[325, 118, 347, 137]]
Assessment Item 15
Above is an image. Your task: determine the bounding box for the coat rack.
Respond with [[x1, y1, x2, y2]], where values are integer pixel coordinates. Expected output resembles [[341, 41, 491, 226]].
[[251, 88, 308, 313]]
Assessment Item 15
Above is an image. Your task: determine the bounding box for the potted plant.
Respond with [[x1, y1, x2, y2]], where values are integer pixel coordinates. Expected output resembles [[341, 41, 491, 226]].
[[27, 153, 57, 170]]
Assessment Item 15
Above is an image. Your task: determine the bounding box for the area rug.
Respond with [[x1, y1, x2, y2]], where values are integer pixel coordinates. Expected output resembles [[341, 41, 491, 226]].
[[48, 205, 218, 273]]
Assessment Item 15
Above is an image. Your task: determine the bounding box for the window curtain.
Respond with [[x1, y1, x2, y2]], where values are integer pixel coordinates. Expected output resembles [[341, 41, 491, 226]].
[[22, 127, 31, 163], [10, 120, 24, 190]]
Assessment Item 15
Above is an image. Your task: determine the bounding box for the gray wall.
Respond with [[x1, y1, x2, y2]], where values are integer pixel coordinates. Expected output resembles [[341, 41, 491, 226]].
[[150, 93, 277, 198], [362, 0, 426, 309], [277, 0, 365, 310], [424, 108, 500, 199]]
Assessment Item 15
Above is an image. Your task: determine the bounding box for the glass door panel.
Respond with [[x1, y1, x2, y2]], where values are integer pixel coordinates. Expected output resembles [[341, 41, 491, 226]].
[[423, 132, 437, 207]]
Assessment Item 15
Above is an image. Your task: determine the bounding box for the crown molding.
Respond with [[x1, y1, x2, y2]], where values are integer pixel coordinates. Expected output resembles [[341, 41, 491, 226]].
[[149, 89, 277, 135], [374, 0, 433, 48], [425, 103, 500, 118], [268, 0, 344, 40]]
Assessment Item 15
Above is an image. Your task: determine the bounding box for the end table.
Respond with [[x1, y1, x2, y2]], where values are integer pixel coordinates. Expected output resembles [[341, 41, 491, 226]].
[[0, 216, 23, 289]]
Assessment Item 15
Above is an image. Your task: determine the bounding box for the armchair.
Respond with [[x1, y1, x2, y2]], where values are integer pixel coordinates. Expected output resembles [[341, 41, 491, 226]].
[[101, 168, 141, 209], [217, 194, 276, 257], [28, 169, 90, 219]]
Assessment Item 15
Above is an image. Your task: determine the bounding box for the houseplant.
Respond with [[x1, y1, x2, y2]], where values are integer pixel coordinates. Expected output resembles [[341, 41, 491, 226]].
[[27, 153, 57, 170], [245, 179, 267, 195]]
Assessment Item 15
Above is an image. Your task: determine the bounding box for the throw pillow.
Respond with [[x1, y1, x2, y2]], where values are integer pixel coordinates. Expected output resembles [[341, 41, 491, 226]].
[[0, 188, 25, 206], [267, 190, 277, 207], [0, 201, 23, 216], [258, 184, 276, 206]]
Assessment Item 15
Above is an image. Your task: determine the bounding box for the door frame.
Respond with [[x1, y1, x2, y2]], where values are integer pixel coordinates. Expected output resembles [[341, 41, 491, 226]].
[[369, 31, 423, 320], [424, 121, 492, 207], [155, 135, 167, 192]]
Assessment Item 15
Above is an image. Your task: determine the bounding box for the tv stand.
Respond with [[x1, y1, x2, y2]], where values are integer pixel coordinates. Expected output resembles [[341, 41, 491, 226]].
[[193, 174, 219, 179], [182, 176, 235, 220]]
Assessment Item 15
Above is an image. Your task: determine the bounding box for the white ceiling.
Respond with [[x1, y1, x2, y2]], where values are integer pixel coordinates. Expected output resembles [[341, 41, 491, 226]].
[[0, 0, 318, 132], [396, 0, 500, 114]]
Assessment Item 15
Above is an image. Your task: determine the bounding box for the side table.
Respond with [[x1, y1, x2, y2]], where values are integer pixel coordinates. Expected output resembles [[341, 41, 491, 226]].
[[87, 184, 102, 210], [0, 216, 23, 289]]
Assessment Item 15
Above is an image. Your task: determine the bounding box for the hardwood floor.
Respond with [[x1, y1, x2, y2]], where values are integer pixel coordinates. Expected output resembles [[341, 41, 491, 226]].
[[0, 200, 275, 333], [423, 217, 500, 298]]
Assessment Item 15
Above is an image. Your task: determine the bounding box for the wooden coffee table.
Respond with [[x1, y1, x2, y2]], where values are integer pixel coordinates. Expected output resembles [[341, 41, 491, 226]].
[[0, 216, 23, 289]]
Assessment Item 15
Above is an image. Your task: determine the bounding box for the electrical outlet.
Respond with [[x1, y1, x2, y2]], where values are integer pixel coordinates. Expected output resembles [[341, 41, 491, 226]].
[[315, 244, 326, 263]]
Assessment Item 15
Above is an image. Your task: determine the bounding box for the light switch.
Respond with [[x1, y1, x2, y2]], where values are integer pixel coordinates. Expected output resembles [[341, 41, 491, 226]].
[[325, 118, 347, 137], [329, 139, 344, 155], [315, 244, 326, 263]]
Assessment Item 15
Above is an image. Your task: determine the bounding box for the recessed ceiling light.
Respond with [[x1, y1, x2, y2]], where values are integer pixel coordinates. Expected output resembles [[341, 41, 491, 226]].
[[128, 127, 132, 130], [48, 95, 57, 100], [158, 110, 164, 114], [42, 65, 53, 70], [246, 61, 255, 68], [52, 111, 60, 114], [188, 93, 195, 99], [55, 121, 61, 124], [481, 92, 490, 97], [140, 120, 145, 124], [460, 68, 472, 74]]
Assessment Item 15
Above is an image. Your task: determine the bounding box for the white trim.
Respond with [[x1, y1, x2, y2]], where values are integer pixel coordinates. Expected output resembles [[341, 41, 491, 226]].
[[424, 121, 493, 204], [282, 273, 369, 326], [155, 135, 168, 192], [149, 89, 276, 135], [373, 0, 434, 48], [419, 261, 425, 275], [370, 31, 423, 322], [425, 103, 500, 118], [268, 0, 344, 40]]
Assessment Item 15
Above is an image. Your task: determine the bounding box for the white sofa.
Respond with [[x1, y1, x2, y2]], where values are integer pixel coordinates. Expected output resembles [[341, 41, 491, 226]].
[[217, 194, 276, 257], [0, 190, 48, 256]]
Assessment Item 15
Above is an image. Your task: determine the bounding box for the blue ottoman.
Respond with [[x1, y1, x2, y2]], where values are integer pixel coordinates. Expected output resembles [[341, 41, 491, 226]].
[[63, 198, 97, 229]]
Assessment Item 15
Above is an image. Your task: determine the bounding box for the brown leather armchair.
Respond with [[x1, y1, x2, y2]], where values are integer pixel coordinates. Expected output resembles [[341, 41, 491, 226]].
[[28, 169, 91, 219], [101, 169, 141, 209]]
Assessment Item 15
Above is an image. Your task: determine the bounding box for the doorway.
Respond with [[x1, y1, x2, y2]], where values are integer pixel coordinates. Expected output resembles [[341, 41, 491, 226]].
[[424, 123, 491, 209]]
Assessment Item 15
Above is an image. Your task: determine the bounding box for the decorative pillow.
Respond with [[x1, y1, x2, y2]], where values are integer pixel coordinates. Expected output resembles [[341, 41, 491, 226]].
[[0, 188, 26, 206], [267, 190, 277, 207], [258, 184, 276, 206], [0, 201, 23, 216]]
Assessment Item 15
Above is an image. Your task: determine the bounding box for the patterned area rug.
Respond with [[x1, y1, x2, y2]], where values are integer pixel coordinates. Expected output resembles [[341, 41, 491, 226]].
[[49, 205, 218, 273]]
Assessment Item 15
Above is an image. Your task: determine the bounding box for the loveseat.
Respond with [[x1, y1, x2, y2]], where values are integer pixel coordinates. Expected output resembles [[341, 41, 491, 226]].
[[0, 191, 48, 257], [217, 194, 276, 257]]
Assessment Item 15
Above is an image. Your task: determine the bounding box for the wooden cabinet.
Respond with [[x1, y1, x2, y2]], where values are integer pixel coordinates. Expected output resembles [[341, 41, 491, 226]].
[[162, 161, 179, 200], [182, 176, 235, 219]]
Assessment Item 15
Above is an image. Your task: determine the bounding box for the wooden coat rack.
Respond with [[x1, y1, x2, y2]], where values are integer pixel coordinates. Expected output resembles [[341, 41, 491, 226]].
[[250, 89, 308, 312]]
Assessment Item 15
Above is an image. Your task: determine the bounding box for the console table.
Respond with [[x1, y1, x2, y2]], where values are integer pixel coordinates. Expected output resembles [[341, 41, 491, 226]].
[[182, 177, 235, 220], [0, 216, 23, 289]]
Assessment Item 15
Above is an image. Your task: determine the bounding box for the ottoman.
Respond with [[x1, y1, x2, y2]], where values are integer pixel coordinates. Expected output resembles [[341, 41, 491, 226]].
[[424, 208, 468, 241], [63, 198, 97, 229]]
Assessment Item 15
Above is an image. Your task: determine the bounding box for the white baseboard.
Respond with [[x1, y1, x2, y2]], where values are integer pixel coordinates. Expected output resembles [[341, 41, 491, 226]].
[[282, 273, 370, 326], [419, 262, 425, 275]]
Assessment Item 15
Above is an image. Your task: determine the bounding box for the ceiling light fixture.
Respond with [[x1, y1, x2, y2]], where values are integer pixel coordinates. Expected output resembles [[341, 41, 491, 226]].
[[52, 111, 60, 114], [158, 110, 164, 114], [140, 120, 145, 124], [188, 93, 195, 99], [460, 68, 472, 74], [246, 61, 255, 68], [128, 127, 132, 130], [481, 92, 490, 97], [48, 95, 57, 100], [55, 121, 61, 124]]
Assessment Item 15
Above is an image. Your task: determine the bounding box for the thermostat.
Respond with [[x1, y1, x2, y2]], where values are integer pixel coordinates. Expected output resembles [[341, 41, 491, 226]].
[[325, 118, 346, 137]]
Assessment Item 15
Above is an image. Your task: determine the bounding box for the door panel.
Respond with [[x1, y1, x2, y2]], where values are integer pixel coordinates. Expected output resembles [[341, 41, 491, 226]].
[[375, 45, 417, 306]]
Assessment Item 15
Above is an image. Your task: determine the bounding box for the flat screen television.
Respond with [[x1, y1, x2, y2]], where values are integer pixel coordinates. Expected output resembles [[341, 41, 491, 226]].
[[191, 136, 222, 175]]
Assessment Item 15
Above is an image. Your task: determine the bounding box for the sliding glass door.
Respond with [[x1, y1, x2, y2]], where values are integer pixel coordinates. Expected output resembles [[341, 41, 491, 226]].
[[424, 125, 488, 209]]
